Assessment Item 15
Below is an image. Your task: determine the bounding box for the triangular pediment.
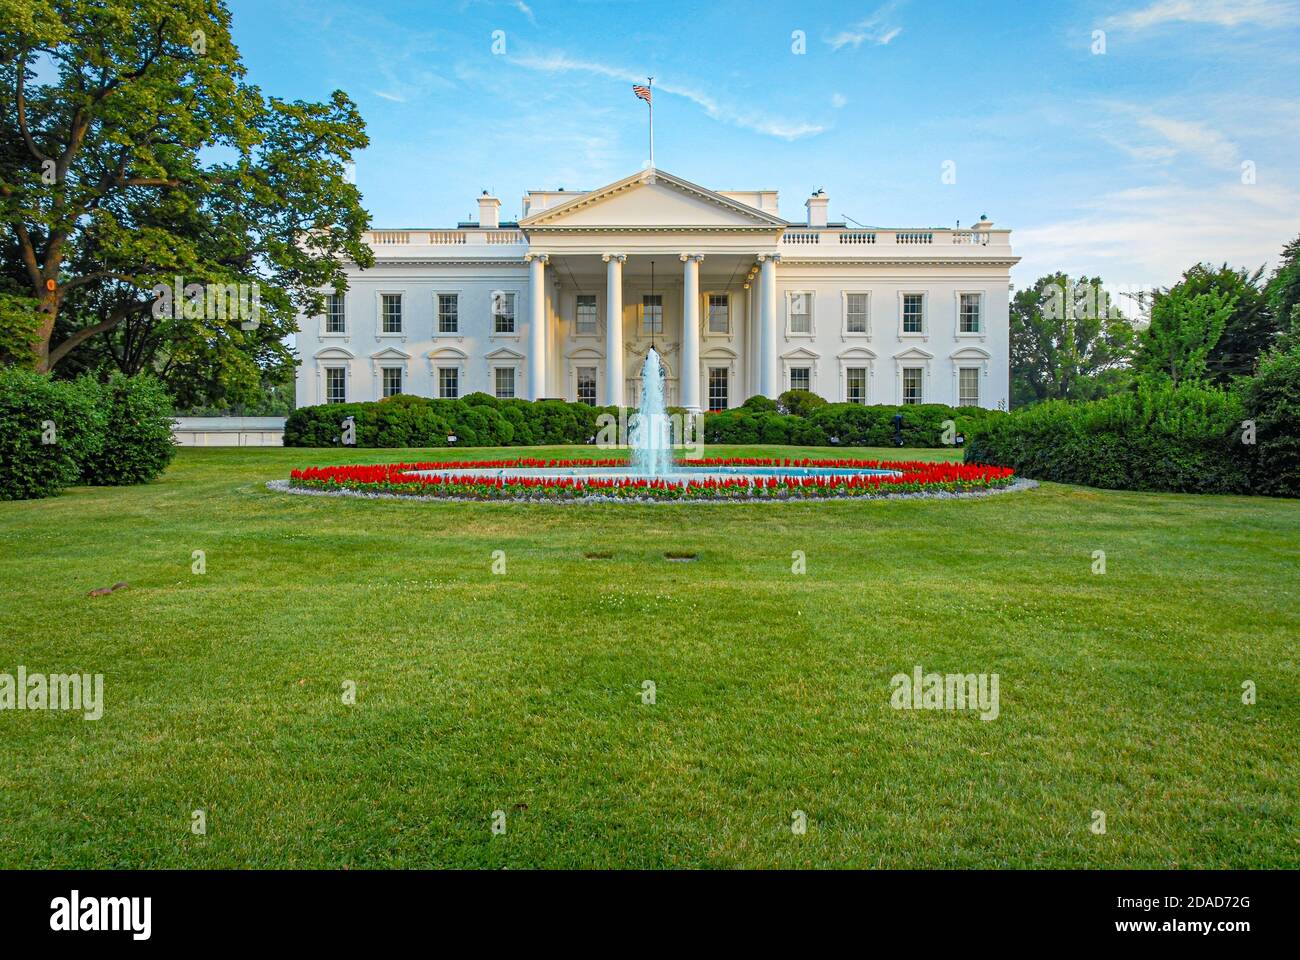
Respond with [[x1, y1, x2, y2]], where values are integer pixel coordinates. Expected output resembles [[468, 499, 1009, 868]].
[[520, 169, 787, 229], [782, 346, 821, 361], [893, 346, 935, 361]]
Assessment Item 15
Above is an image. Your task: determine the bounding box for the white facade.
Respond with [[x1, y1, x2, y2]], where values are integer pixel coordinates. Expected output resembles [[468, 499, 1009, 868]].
[[295, 168, 1018, 412]]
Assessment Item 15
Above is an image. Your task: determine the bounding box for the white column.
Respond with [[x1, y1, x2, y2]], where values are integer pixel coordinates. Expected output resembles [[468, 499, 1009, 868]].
[[758, 254, 780, 397], [603, 254, 625, 406], [526, 253, 547, 400], [679, 253, 703, 413]]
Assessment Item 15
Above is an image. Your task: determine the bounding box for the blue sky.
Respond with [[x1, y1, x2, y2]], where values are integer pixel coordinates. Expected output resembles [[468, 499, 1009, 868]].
[[227, 0, 1300, 288]]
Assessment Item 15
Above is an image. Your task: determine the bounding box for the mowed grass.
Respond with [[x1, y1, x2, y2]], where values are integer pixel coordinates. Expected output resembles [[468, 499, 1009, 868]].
[[0, 444, 1296, 869]]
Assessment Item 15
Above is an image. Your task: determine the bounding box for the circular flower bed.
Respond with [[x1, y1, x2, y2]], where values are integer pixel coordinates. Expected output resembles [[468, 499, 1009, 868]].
[[286, 457, 1017, 502]]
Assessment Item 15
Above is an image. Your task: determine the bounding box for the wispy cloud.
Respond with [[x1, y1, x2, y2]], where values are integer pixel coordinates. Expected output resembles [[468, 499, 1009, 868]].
[[465, 0, 538, 26], [826, 2, 904, 50], [509, 52, 826, 140], [1105, 0, 1300, 30], [831, 92, 848, 109], [1015, 182, 1298, 286], [1101, 103, 1243, 170], [511, 1, 537, 26], [1136, 114, 1241, 167]]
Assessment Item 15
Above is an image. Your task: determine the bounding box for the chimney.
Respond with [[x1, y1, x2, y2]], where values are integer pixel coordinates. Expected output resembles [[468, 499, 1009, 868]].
[[805, 189, 829, 228], [478, 191, 501, 229]]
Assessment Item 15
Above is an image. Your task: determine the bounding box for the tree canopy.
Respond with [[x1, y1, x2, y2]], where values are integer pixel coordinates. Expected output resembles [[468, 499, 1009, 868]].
[[0, 0, 373, 406], [1010, 273, 1136, 407]]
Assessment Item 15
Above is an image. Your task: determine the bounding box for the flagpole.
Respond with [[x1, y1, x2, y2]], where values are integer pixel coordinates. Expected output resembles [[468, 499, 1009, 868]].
[[647, 76, 654, 168]]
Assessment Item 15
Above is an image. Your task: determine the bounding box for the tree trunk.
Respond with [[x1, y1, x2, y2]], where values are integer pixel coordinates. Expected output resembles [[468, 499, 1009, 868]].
[[33, 288, 59, 373]]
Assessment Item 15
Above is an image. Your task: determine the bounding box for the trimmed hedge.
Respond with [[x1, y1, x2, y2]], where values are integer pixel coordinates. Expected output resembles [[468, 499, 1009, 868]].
[[777, 389, 828, 418], [964, 380, 1253, 494], [284, 393, 633, 448], [80, 373, 178, 486], [0, 368, 104, 500], [0, 369, 175, 500], [705, 402, 1006, 448], [1237, 346, 1300, 498]]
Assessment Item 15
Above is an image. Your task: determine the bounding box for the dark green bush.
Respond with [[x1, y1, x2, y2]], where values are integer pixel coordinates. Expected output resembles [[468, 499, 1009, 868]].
[[703, 402, 997, 448], [1237, 346, 1300, 497], [741, 394, 778, 413], [965, 380, 1250, 493], [283, 394, 609, 448], [79, 373, 177, 485], [0, 368, 104, 500], [777, 389, 828, 418]]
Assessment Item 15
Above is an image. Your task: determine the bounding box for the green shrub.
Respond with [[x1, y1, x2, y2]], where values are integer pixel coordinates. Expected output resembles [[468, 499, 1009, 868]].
[[965, 380, 1249, 493], [702, 402, 1001, 449], [0, 368, 104, 500], [741, 394, 778, 413], [777, 389, 828, 418], [1237, 346, 1300, 497], [703, 409, 759, 444], [283, 394, 607, 448], [79, 373, 177, 485]]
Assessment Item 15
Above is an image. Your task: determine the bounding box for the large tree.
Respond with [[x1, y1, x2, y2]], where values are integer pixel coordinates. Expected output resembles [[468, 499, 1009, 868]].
[[1010, 273, 1137, 406], [1136, 274, 1235, 387], [1267, 233, 1300, 351], [0, 0, 373, 390], [1170, 263, 1277, 384]]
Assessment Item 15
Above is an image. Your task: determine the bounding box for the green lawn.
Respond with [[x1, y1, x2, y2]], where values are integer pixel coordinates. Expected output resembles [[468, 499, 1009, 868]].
[[1, 445, 1296, 868]]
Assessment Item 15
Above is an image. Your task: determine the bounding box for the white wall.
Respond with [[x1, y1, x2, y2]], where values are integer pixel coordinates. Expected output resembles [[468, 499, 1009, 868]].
[[296, 262, 1011, 411], [772, 265, 1010, 408], [296, 263, 531, 405]]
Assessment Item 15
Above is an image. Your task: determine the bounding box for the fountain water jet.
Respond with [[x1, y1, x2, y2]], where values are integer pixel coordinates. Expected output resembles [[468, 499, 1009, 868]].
[[629, 346, 672, 478]]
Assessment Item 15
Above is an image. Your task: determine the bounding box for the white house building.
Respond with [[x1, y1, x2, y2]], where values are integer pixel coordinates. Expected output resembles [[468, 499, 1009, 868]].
[[295, 167, 1018, 412]]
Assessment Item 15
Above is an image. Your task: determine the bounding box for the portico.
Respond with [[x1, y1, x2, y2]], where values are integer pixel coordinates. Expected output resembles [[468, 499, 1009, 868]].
[[517, 168, 788, 408], [521, 247, 779, 409]]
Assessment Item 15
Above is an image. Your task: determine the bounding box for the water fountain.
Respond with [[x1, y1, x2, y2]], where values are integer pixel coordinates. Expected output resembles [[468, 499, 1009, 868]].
[[628, 346, 672, 478]]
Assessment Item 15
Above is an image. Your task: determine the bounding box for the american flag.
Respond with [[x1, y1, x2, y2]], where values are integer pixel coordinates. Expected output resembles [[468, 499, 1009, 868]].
[[632, 84, 652, 104]]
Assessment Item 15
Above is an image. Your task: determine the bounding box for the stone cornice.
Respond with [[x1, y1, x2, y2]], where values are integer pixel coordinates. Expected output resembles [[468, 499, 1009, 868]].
[[523, 225, 785, 234], [348, 258, 528, 268], [777, 257, 1021, 267]]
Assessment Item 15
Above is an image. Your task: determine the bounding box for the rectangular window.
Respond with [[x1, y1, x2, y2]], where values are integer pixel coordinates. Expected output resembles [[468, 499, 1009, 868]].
[[576, 295, 598, 335], [959, 293, 982, 333], [494, 367, 515, 399], [438, 293, 459, 334], [708, 367, 729, 412], [439, 367, 459, 399], [789, 292, 812, 334], [381, 294, 403, 333], [902, 293, 924, 334], [642, 294, 663, 336], [846, 367, 867, 404], [959, 367, 980, 407], [576, 366, 597, 405], [902, 367, 923, 404], [708, 294, 729, 334], [382, 367, 402, 398], [789, 367, 811, 392], [845, 293, 869, 334], [325, 294, 345, 333], [325, 367, 346, 404], [493, 292, 516, 333]]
